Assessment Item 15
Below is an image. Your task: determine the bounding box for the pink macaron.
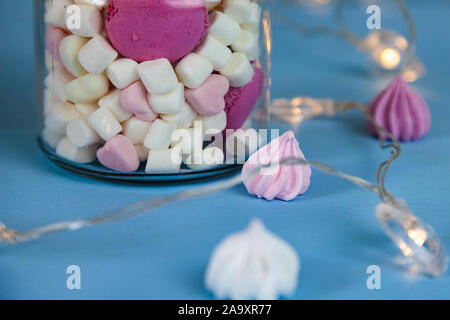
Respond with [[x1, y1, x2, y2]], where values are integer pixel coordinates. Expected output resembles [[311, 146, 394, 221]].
[[225, 64, 265, 130], [105, 0, 209, 63]]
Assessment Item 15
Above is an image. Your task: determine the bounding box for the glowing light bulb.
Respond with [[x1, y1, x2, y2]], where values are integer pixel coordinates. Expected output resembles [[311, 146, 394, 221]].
[[378, 47, 401, 70]]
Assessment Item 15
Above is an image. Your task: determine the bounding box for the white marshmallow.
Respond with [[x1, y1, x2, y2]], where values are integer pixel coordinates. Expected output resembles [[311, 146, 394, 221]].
[[147, 83, 184, 115], [107, 58, 139, 89], [123, 117, 152, 144], [75, 102, 98, 116], [170, 128, 204, 155], [45, 67, 75, 102], [143, 119, 177, 150], [175, 53, 213, 89], [160, 101, 197, 128], [74, 0, 107, 9], [225, 128, 262, 160], [64, 73, 109, 104], [145, 149, 182, 173], [45, 102, 82, 134], [98, 89, 132, 122], [42, 127, 64, 149], [134, 144, 150, 162], [56, 137, 97, 163], [231, 29, 260, 61], [45, 0, 73, 29], [44, 89, 60, 117], [59, 35, 89, 77], [224, 0, 251, 24], [197, 111, 227, 132], [220, 52, 254, 87], [242, 2, 262, 32], [137, 58, 178, 95], [65, 4, 103, 37], [208, 11, 241, 46], [87, 107, 123, 141], [195, 35, 232, 71], [185, 147, 225, 170], [67, 118, 101, 147], [78, 35, 118, 74], [204, 0, 221, 11]]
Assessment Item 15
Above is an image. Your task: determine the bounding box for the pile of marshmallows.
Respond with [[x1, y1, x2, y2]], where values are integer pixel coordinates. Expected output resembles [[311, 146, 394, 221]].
[[42, 0, 262, 173]]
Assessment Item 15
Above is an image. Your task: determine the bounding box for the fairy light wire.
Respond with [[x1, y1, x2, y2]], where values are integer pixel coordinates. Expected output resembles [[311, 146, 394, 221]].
[[0, 99, 400, 244]]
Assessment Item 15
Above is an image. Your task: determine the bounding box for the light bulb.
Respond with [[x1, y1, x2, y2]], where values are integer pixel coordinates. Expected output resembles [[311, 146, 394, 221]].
[[378, 47, 401, 70], [363, 30, 407, 71], [376, 200, 448, 277]]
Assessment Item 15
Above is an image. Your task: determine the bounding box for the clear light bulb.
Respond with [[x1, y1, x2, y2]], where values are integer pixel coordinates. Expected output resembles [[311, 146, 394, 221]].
[[376, 200, 448, 277]]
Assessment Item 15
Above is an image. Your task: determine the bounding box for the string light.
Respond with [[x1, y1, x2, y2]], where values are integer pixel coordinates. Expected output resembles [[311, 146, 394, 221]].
[[277, 0, 426, 82]]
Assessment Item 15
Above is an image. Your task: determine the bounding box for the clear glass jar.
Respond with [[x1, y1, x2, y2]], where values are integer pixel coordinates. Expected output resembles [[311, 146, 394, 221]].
[[35, 0, 271, 182]]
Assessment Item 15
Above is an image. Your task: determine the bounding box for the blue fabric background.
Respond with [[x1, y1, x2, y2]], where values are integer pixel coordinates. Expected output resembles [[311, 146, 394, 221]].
[[0, 0, 449, 299]]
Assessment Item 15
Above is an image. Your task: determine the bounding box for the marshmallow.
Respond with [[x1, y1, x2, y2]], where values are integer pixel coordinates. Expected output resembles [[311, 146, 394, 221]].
[[45, 0, 73, 29], [42, 127, 64, 149], [44, 89, 59, 117], [242, 2, 262, 32], [45, 27, 67, 63], [195, 35, 232, 71], [145, 149, 182, 173], [175, 53, 213, 89], [56, 137, 98, 163], [147, 83, 184, 115], [223, 0, 251, 24], [143, 119, 177, 150], [46, 51, 63, 71], [220, 52, 254, 87], [98, 89, 132, 122], [87, 107, 123, 141], [225, 128, 262, 160], [120, 81, 158, 122], [134, 144, 150, 162], [231, 30, 260, 61], [107, 58, 139, 89], [97, 135, 140, 172], [208, 11, 241, 46], [123, 117, 152, 144], [45, 67, 75, 102], [74, 0, 107, 9], [64, 73, 109, 104], [75, 102, 98, 116], [137, 58, 178, 95], [45, 101, 82, 134], [185, 74, 229, 116], [67, 118, 102, 147], [160, 101, 197, 129], [185, 146, 225, 170], [65, 4, 103, 37], [197, 111, 227, 132], [170, 128, 204, 155], [78, 35, 118, 74], [204, 0, 221, 11], [59, 35, 89, 77]]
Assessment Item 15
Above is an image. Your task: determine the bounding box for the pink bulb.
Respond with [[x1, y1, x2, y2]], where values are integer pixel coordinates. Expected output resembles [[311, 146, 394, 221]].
[[368, 76, 431, 141]]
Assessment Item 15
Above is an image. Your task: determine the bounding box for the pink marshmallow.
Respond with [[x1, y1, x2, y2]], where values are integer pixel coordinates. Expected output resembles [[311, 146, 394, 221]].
[[185, 74, 229, 116], [120, 81, 158, 122], [45, 26, 67, 63], [97, 135, 140, 172]]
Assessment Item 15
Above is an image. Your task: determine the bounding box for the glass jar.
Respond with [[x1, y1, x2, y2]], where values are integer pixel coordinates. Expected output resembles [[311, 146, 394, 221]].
[[35, 0, 271, 182]]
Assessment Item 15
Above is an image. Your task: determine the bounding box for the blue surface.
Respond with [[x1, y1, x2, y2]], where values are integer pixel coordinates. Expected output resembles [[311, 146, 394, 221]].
[[1, 0, 449, 299]]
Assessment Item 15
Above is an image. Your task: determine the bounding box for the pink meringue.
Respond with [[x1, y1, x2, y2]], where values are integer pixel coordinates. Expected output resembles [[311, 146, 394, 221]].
[[368, 76, 431, 141], [242, 131, 311, 201]]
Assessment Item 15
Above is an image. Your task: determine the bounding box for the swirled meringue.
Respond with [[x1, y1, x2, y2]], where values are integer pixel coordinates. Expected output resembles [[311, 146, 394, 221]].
[[242, 131, 311, 201], [205, 219, 300, 300], [368, 76, 431, 141]]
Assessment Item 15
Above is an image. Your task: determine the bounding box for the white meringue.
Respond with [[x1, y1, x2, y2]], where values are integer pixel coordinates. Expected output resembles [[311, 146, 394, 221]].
[[205, 219, 300, 300]]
